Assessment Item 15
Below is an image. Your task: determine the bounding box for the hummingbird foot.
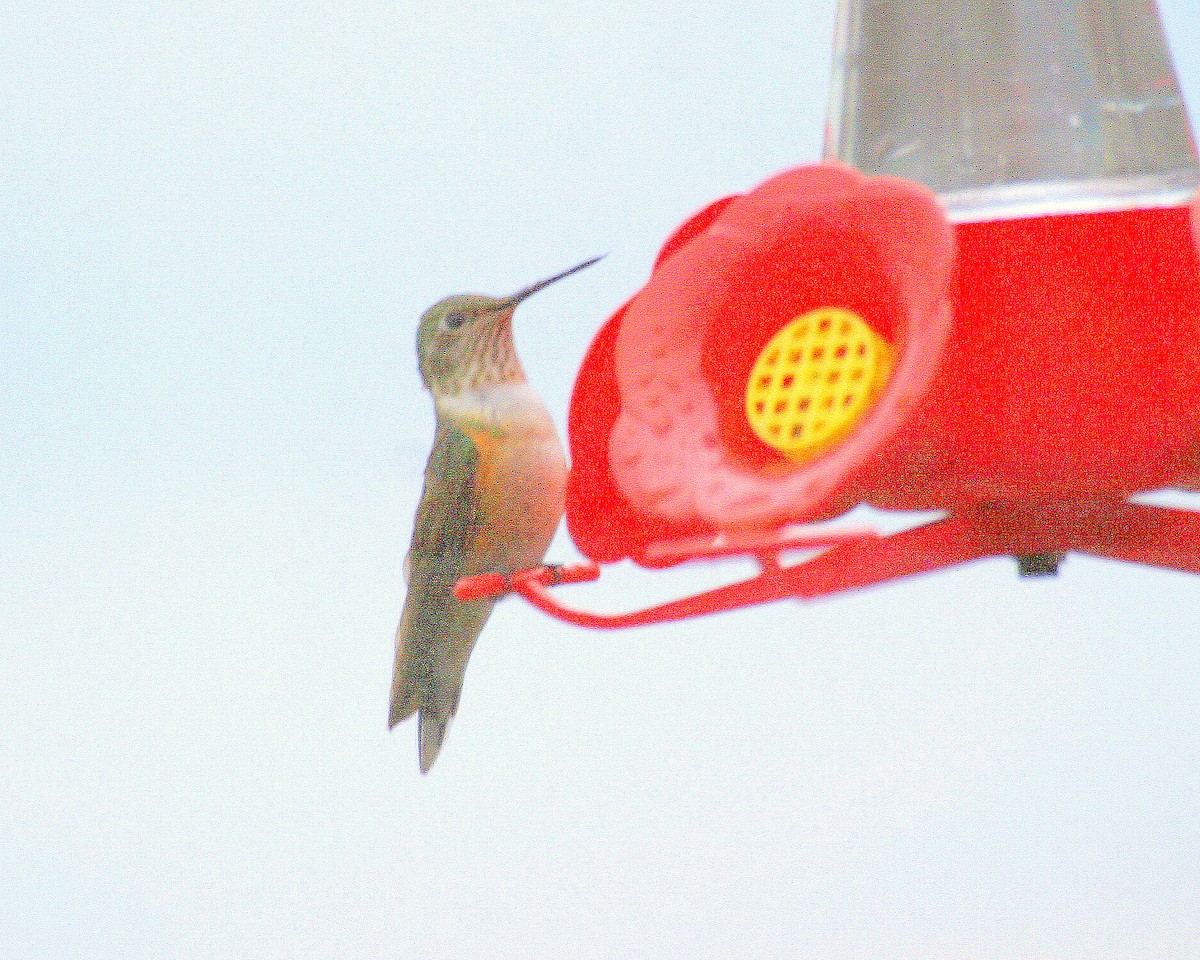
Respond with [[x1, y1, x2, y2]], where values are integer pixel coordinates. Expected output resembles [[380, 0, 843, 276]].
[[453, 562, 601, 601]]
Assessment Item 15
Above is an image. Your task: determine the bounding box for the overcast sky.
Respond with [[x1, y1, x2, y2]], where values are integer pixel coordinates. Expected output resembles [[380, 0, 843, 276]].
[[4, 2, 1200, 958]]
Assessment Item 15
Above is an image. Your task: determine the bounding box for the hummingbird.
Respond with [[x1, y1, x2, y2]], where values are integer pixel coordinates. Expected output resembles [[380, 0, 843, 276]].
[[390, 255, 602, 773]]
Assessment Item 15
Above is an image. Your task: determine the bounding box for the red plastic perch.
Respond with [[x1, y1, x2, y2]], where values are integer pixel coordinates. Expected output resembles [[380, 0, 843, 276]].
[[455, 502, 1200, 629]]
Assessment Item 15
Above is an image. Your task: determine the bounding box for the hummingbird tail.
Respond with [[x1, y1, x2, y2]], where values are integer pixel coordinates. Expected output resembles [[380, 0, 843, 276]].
[[388, 675, 419, 729], [389, 639, 469, 772], [389, 681, 458, 773], [418, 707, 453, 774]]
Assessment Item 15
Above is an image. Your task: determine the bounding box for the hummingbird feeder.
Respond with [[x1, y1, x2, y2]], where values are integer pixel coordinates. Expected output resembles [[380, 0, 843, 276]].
[[457, 0, 1200, 626]]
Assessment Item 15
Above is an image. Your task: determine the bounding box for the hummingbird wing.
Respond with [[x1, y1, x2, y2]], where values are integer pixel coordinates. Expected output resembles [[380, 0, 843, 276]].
[[390, 421, 496, 772]]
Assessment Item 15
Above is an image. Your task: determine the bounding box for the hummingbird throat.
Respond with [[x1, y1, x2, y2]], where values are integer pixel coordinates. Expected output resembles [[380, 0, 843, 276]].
[[457, 315, 524, 392]]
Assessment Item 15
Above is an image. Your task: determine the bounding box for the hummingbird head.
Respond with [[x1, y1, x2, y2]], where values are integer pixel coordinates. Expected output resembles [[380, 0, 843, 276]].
[[415, 255, 603, 396]]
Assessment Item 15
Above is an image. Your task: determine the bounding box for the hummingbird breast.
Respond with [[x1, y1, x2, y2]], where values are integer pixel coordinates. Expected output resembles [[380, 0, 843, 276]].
[[447, 383, 568, 576]]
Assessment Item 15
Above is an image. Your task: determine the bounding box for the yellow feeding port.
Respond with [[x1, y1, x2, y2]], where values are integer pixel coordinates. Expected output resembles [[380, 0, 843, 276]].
[[745, 306, 894, 463]]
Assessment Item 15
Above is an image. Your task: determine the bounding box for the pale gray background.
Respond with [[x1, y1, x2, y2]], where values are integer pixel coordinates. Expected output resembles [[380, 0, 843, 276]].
[[4, 1, 1200, 957]]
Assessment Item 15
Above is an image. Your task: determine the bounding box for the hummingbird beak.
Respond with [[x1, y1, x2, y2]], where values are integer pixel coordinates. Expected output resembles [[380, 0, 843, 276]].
[[493, 254, 606, 312]]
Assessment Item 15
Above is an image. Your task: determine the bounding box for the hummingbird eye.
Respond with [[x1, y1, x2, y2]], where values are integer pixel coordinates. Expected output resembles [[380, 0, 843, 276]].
[[444, 310, 469, 329]]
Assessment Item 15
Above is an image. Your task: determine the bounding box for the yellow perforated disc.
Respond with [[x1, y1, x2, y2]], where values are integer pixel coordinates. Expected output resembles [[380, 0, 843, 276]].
[[745, 306, 894, 462]]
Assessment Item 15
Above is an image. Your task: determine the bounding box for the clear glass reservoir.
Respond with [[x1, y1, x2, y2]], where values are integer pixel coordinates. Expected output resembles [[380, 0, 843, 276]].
[[825, 0, 1200, 221]]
